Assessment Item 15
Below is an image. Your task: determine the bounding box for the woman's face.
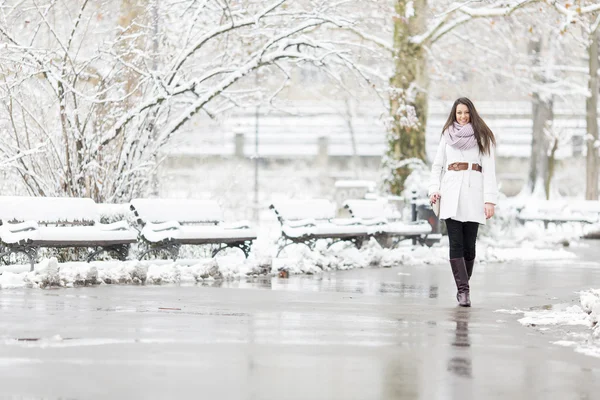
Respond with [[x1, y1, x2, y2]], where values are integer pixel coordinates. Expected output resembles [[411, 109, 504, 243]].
[[455, 104, 470, 125]]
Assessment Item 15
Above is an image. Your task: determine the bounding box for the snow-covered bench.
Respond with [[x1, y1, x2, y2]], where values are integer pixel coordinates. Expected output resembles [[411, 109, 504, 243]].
[[130, 199, 256, 260], [270, 199, 374, 256], [517, 200, 600, 227], [0, 196, 137, 271], [343, 199, 434, 246]]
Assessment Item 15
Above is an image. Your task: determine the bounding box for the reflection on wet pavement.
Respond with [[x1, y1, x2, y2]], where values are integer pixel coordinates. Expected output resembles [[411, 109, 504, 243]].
[[448, 308, 472, 378], [213, 276, 440, 299]]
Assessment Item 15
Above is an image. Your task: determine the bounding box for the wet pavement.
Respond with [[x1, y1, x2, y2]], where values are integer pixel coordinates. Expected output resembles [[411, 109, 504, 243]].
[[0, 242, 600, 399]]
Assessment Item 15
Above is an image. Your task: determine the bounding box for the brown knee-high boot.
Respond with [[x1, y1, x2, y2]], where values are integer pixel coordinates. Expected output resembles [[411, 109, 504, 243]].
[[465, 258, 475, 280], [450, 258, 471, 307]]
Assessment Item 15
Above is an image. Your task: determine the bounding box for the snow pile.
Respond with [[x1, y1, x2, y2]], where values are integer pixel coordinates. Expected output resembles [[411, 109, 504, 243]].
[[479, 241, 576, 262], [580, 289, 600, 338], [517, 305, 589, 327], [496, 289, 600, 358], [0, 255, 272, 289], [583, 223, 600, 239], [0, 235, 579, 290], [513, 290, 600, 333]]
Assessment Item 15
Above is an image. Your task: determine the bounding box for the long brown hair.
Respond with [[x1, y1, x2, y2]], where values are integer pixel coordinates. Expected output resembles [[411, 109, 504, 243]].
[[442, 97, 496, 155]]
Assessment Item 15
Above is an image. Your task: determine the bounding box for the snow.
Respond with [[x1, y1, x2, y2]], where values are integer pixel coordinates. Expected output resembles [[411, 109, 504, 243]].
[[334, 180, 377, 189], [164, 226, 256, 242], [405, 1, 415, 19], [0, 223, 137, 245], [381, 221, 432, 235], [279, 219, 431, 239], [140, 222, 257, 243], [584, 223, 600, 238], [0, 228, 580, 290], [496, 289, 600, 359], [344, 199, 402, 220], [272, 198, 431, 239], [271, 199, 337, 221], [97, 203, 131, 223], [130, 199, 225, 224], [517, 305, 589, 327], [0, 196, 98, 223]]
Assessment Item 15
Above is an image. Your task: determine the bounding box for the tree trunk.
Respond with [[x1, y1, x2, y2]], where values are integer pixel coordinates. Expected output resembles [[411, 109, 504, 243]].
[[586, 29, 599, 200], [527, 37, 554, 199], [385, 0, 428, 195], [546, 138, 558, 198], [344, 98, 360, 179], [530, 92, 554, 198]]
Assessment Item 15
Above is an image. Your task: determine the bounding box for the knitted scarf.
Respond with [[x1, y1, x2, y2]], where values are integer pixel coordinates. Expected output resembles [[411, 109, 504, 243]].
[[444, 122, 477, 150]]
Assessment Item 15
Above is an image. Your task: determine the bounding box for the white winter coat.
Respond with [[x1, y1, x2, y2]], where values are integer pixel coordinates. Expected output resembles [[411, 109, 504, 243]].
[[428, 135, 498, 225]]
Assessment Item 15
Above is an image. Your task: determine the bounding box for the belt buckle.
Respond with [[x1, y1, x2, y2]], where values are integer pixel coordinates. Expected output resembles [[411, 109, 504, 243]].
[[452, 162, 459, 170]]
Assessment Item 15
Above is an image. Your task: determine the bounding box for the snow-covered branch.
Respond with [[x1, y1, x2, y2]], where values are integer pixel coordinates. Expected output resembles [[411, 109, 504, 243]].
[[412, 0, 539, 45]]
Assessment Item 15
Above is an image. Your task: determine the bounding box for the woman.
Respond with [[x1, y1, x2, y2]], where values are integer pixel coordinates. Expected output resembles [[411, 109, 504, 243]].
[[428, 98, 498, 307]]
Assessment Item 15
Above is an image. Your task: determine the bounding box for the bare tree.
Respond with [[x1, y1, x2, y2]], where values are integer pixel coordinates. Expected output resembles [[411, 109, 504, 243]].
[[544, 0, 600, 199], [0, 0, 382, 202]]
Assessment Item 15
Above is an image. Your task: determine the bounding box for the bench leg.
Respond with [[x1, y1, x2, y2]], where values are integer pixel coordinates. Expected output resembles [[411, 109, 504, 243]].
[[0, 246, 38, 272], [86, 244, 130, 263], [138, 241, 180, 261], [326, 236, 366, 250], [417, 234, 429, 247], [276, 238, 315, 257], [211, 241, 253, 258], [391, 235, 427, 249], [391, 237, 405, 249]]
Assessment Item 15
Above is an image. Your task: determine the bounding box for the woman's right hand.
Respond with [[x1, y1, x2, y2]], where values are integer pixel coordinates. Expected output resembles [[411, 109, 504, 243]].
[[429, 192, 441, 204]]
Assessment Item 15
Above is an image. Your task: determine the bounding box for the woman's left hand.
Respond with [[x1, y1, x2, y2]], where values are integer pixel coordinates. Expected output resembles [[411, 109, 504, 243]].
[[484, 203, 495, 219]]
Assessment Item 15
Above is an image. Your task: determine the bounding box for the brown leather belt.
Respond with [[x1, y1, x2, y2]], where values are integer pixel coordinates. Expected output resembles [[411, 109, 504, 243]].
[[447, 162, 482, 172]]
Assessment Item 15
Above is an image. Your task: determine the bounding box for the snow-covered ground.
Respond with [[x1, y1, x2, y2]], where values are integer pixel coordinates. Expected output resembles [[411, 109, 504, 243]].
[[496, 289, 600, 359]]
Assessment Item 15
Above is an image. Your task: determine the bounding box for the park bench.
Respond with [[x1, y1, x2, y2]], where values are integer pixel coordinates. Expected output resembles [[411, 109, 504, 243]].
[[0, 196, 137, 271], [343, 199, 435, 246], [517, 199, 600, 228], [130, 198, 256, 260], [269, 199, 378, 256]]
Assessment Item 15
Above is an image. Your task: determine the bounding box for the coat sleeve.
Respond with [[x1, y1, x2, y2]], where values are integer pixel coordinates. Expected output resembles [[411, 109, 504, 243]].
[[481, 144, 498, 204], [428, 135, 446, 196]]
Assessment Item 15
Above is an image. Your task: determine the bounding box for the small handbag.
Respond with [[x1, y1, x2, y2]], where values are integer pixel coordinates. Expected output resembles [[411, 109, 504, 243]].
[[431, 163, 447, 217], [431, 195, 440, 217]]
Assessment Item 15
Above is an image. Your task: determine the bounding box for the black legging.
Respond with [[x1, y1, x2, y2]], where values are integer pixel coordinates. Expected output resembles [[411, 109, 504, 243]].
[[445, 219, 479, 260]]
